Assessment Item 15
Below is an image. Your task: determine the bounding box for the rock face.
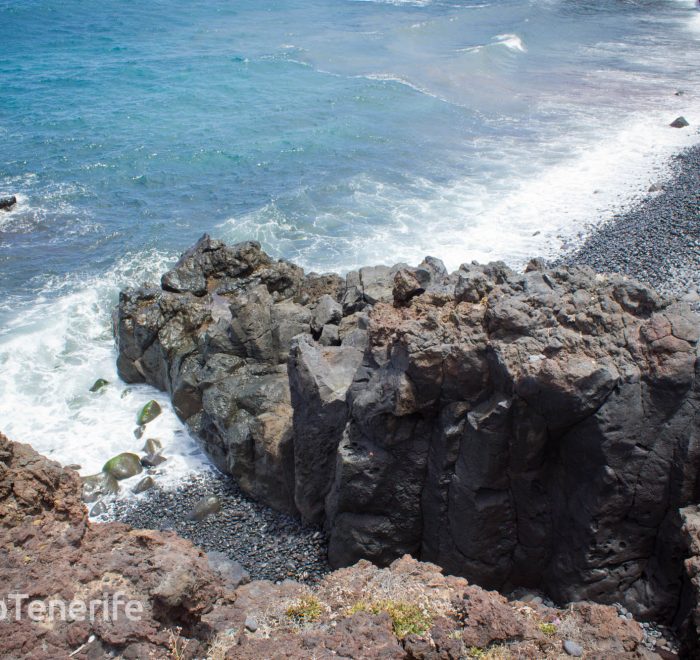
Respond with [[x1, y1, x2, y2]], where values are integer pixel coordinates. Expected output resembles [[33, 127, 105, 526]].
[[116, 236, 700, 624], [0, 432, 225, 659], [0, 433, 659, 659]]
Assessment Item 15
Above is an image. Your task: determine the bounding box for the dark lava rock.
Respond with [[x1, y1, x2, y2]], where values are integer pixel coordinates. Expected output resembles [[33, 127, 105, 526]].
[[116, 235, 700, 629], [89, 378, 109, 392], [0, 195, 16, 210], [670, 116, 690, 128]]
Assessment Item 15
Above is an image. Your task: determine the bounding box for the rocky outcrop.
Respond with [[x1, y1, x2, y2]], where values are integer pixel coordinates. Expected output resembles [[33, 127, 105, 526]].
[[0, 434, 662, 659], [222, 555, 656, 659], [0, 432, 226, 659], [115, 236, 700, 625]]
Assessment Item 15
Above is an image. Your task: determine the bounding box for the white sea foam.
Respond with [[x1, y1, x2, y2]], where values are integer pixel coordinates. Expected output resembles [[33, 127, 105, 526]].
[[0, 251, 211, 504]]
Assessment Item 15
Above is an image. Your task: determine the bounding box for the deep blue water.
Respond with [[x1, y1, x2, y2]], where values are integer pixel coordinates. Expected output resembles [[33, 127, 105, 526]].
[[0, 0, 698, 478]]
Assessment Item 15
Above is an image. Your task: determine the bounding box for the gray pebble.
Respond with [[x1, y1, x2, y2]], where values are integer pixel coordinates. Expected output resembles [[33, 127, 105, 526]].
[[563, 640, 583, 657]]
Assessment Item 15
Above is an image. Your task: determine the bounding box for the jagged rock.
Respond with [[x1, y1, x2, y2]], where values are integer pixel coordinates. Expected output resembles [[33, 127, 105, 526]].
[[0, 195, 16, 210], [392, 268, 424, 305], [116, 237, 700, 627], [670, 116, 690, 128], [0, 433, 224, 659], [311, 294, 342, 335], [0, 435, 667, 658]]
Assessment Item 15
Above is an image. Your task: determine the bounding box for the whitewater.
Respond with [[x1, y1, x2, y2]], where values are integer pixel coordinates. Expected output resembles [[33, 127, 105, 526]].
[[1, 0, 699, 494]]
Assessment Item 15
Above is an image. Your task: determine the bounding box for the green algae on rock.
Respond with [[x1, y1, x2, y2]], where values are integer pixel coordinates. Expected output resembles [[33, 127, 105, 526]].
[[137, 400, 162, 425], [102, 452, 143, 480]]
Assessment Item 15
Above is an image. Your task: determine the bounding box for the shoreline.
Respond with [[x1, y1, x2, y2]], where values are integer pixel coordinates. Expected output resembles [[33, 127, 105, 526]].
[[109, 137, 700, 593], [110, 470, 330, 584], [557, 140, 700, 306]]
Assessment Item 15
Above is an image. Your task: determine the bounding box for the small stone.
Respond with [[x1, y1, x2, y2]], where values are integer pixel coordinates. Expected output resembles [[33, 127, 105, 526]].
[[137, 400, 162, 425], [82, 473, 120, 503], [244, 615, 258, 632], [102, 453, 143, 480], [187, 495, 222, 521], [133, 476, 155, 494], [670, 116, 689, 128], [133, 426, 145, 439], [648, 183, 663, 193], [90, 500, 108, 517], [89, 378, 109, 393], [65, 464, 82, 471], [141, 453, 167, 468], [563, 640, 583, 657], [143, 438, 162, 454]]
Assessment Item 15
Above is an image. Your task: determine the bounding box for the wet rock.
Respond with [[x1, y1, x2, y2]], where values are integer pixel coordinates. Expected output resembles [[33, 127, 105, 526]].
[[142, 437, 162, 454], [0, 195, 16, 211], [65, 463, 81, 471], [670, 116, 689, 128], [102, 452, 143, 480], [89, 378, 109, 392], [188, 495, 222, 521], [137, 399, 162, 425], [134, 425, 145, 439], [82, 472, 120, 502], [133, 476, 155, 494], [141, 453, 167, 468]]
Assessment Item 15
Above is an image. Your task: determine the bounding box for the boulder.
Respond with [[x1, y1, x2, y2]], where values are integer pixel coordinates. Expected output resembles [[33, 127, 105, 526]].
[[102, 452, 143, 480], [82, 472, 120, 502], [0, 195, 16, 211], [137, 400, 162, 425]]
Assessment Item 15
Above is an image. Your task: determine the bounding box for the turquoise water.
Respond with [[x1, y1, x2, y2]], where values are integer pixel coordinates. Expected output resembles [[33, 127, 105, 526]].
[[1, 0, 699, 480]]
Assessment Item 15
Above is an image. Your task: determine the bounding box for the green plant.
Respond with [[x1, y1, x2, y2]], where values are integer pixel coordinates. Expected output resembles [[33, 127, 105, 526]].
[[286, 595, 324, 624], [538, 621, 557, 637], [348, 600, 432, 639]]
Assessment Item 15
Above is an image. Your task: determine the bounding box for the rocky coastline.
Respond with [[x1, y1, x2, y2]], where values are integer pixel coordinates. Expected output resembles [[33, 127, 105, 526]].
[[0, 433, 682, 658], [111, 203, 699, 654]]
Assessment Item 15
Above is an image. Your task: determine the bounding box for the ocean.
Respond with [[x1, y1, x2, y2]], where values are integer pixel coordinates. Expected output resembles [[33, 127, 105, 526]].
[[1, 0, 699, 486]]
